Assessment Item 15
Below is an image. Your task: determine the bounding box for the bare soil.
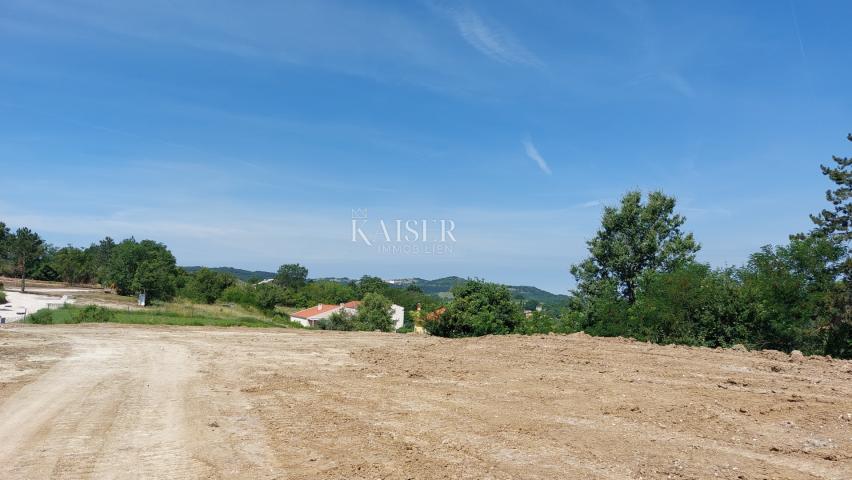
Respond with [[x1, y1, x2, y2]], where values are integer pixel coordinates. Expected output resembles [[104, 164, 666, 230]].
[[0, 324, 849, 479]]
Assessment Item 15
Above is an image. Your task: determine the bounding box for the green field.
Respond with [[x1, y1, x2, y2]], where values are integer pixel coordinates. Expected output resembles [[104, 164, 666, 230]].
[[28, 306, 294, 328]]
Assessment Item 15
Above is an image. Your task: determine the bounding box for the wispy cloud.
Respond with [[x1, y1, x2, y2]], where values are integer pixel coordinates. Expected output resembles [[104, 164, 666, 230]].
[[445, 7, 542, 67], [522, 137, 551, 175]]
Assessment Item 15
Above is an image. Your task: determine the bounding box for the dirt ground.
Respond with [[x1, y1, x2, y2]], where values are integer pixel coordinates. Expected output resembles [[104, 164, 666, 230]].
[[0, 325, 849, 479]]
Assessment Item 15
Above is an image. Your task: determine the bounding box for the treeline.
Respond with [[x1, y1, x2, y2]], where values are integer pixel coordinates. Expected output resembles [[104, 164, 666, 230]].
[[427, 135, 851, 358], [211, 266, 443, 328], [0, 232, 181, 300], [0, 227, 443, 327], [2, 135, 848, 357]]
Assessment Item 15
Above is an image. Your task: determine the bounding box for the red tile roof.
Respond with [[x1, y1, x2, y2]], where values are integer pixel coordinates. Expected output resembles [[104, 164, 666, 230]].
[[343, 301, 361, 309], [290, 303, 342, 319]]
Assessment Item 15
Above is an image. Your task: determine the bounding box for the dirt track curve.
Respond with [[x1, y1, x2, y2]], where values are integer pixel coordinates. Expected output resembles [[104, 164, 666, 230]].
[[0, 324, 850, 479]]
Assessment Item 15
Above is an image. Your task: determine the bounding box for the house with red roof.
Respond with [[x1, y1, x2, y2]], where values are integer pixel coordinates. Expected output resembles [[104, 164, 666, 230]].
[[290, 301, 405, 329]]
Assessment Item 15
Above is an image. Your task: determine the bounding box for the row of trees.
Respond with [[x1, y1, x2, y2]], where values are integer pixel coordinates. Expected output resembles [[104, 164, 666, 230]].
[[425, 135, 850, 358], [0, 223, 441, 327], [0, 231, 180, 301], [561, 136, 849, 357]]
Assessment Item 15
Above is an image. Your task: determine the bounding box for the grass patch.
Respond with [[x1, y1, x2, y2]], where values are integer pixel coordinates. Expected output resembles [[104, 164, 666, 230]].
[[28, 305, 282, 328]]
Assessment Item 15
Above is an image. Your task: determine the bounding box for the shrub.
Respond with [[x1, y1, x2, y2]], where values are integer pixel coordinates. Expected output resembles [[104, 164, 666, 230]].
[[73, 305, 116, 323], [516, 311, 565, 335], [182, 268, 236, 304], [0, 290, 6, 305], [220, 284, 257, 306], [28, 309, 54, 324], [354, 292, 394, 332], [315, 311, 355, 331], [426, 280, 523, 337]]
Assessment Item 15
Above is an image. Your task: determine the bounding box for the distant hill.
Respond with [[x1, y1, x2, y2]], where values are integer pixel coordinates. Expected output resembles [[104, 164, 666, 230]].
[[391, 277, 568, 307], [180, 268, 568, 307]]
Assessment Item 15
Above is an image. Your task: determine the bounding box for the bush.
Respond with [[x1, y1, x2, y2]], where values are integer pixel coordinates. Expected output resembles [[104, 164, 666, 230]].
[[28, 309, 54, 324], [182, 268, 236, 304], [0, 290, 5, 305], [628, 264, 746, 347], [426, 280, 523, 337], [315, 311, 355, 331], [220, 284, 257, 306], [354, 292, 394, 332], [516, 310, 566, 335], [73, 305, 116, 323]]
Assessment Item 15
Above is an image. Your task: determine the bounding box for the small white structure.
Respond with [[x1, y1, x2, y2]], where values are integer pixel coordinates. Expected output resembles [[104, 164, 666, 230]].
[[290, 301, 404, 329], [391, 304, 404, 330]]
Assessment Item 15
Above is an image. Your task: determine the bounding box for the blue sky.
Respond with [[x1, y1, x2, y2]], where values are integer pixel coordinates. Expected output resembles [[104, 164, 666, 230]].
[[1, 0, 850, 293]]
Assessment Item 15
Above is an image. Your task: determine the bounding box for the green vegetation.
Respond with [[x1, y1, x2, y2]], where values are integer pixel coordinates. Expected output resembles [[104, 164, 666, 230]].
[[315, 292, 396, 332], [2, 135, 849, 352], [5, 227, 46, 292], [356, 292, 394, 331], [25, 305, 276, 328], [105, 238, 179, 301], [274, 263, 308, 289], [419, 135, 851, 359], [426, 280, 523, 337], [182, 267, 235, 304]]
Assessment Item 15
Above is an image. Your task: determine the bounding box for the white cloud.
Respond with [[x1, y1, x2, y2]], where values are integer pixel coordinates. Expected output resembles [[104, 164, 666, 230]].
[[448, 7, 542, 67], [522, 137, 552, 175]]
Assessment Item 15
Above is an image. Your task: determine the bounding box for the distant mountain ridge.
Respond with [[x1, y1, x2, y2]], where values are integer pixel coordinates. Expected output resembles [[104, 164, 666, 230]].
[[180, 267, 568, 306]]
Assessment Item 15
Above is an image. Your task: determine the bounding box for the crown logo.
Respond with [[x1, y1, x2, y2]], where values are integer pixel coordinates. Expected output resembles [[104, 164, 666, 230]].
[[351, 208, 368, 219]]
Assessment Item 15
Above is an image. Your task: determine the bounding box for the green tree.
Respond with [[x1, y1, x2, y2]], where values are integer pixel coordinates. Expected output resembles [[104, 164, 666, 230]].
[[131, 257, 178, 302], [0, 221, 10, 258], [739, 235, 844, 354], [105, 238, 178, 301], [9, 227, 46, 292], [254, 283, 288, 311], [811, 134, 852, 243], [301, 280, 355, 306], [807, 133, 851, 357], [427, 280, 523, 337], [84, 237, 116, 284], [183, 268, 236, 304], [53, 246, 93, 285], [355, 292, 394, 331], [357, 275, 388, 297], [274, 263, 308, 289], [629, 263, 746, 347], [571, 191, 700, 304]]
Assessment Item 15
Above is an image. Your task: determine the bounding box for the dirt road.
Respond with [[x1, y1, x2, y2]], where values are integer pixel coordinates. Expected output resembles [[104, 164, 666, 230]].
[[0, 325, 850, 479]]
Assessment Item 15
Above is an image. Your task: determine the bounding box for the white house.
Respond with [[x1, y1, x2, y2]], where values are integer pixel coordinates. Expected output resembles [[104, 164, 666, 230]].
[[290, 301, 404, 329]]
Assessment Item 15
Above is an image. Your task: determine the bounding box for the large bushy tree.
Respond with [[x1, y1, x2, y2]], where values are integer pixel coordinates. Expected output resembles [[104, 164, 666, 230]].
[[274, 263, 308, 289], [740, 235, 845, 354], [357, 275, 388, 296], [53, 246, 93, 285], [9, 227, 46, 292], [104, 238, 178, 301], [571, 191, 699, 304], [85, 237, 116, 284], [426, 280, 522, 337], [355, 292, 394, 332]]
